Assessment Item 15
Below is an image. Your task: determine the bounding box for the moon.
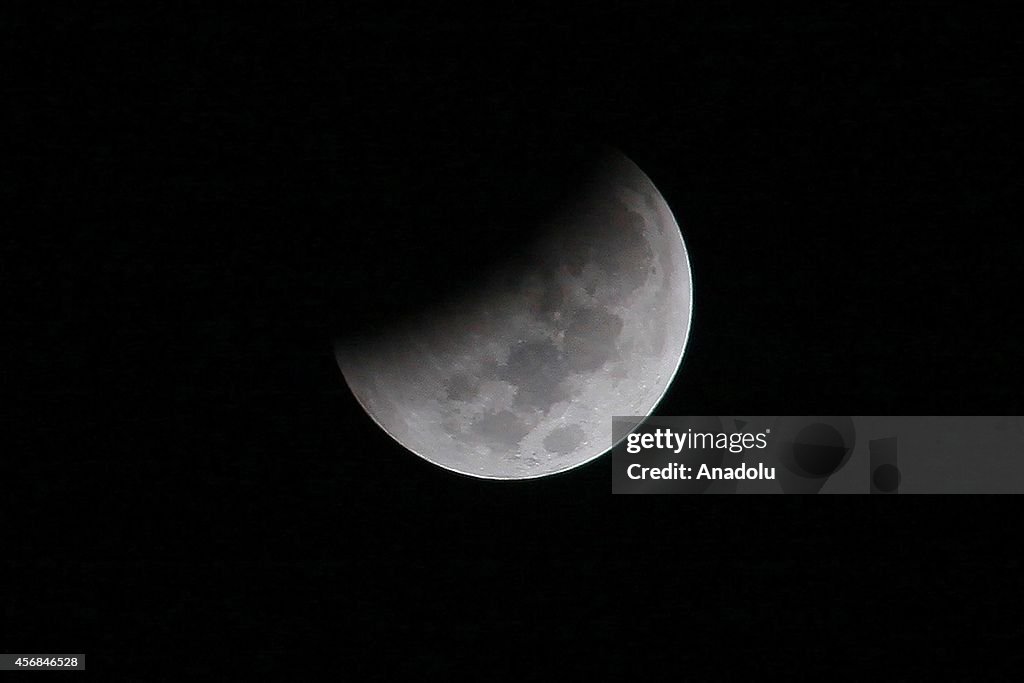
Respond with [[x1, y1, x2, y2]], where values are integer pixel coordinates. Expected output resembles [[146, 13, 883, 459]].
[[335, 149, 693, 479]]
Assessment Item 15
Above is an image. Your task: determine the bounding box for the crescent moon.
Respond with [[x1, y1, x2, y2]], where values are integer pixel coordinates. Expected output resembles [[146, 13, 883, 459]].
[[335, 149, 693, 479]]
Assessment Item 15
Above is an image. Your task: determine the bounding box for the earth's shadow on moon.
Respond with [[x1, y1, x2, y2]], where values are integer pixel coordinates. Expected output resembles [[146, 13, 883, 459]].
[[326, 141, 612, 344]]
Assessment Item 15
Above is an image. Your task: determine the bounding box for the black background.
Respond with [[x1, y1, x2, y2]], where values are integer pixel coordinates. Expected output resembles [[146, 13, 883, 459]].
[[4, 4, 1022, 677]]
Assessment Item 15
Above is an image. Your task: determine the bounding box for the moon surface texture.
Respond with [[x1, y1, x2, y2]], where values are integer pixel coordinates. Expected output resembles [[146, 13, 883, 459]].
[[335, 150, 693, 479]]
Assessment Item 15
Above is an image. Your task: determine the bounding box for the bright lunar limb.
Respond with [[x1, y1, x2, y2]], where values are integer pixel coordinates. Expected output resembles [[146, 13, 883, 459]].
[[335, 149, 693, 479]]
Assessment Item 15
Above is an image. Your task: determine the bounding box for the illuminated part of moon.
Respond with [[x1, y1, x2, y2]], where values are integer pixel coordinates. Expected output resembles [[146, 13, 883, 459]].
[[335, 149, 693, 479]]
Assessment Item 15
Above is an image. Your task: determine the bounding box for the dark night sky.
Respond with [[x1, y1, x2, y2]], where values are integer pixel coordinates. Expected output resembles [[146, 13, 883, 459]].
[[4, 4, 1022, 676]]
